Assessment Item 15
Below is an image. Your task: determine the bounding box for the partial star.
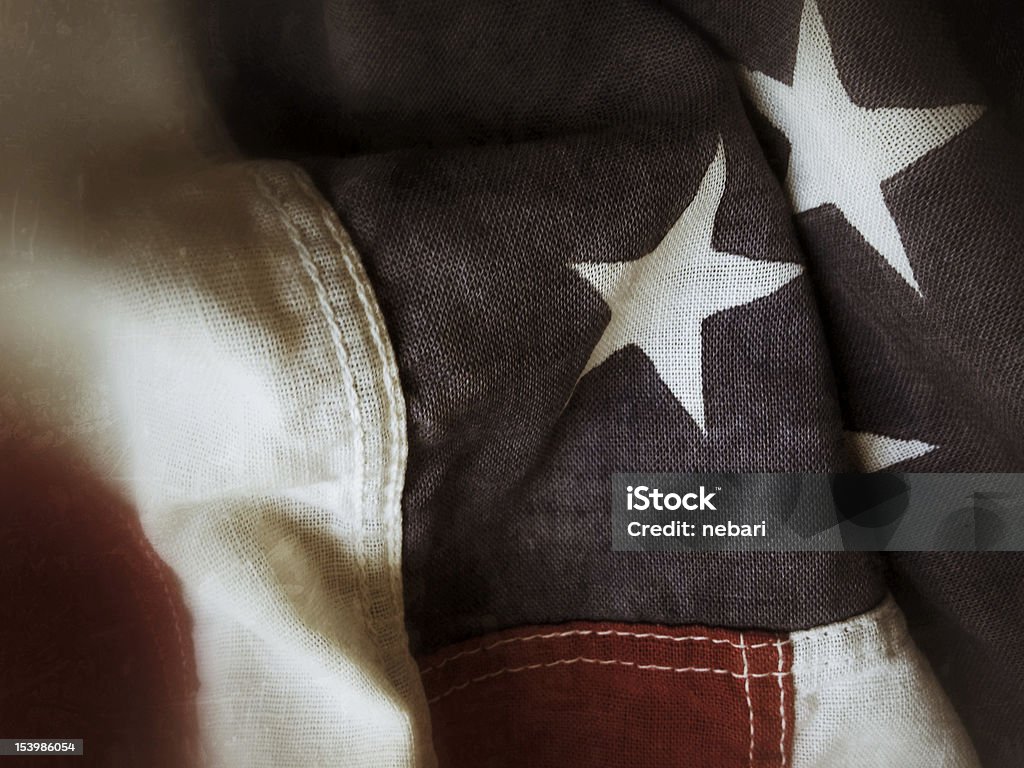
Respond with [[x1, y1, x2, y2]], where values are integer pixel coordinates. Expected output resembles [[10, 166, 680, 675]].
[[739, 0, 984, 295], [845, 430, 937, 472], [572, 139, 802, 432]]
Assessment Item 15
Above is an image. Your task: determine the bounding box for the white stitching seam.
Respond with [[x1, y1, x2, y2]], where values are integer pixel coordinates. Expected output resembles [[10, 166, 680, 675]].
[[425, 632, 793, 766], [426, 655, 791, 704], [740, 633, 755, 768], [289, 169, 409, 612], [248, 169, 379, 659], [776, 638, 787, 768], [276, 168, 432, 762], [421, 629, 792, 675]]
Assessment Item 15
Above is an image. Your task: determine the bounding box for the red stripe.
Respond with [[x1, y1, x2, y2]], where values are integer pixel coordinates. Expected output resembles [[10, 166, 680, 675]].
[[420, 621, 794, 767], [0, 432, 200, 767]]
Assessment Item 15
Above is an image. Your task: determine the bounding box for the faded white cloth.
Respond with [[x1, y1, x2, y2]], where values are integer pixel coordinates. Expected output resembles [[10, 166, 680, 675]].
[[0, 1, 435, 766], [0, 165, 438, 768], [791, 596, 978, 767], [0, 3, 982, 767]]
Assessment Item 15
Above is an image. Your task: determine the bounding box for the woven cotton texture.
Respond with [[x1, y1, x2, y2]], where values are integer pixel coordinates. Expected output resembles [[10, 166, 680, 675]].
[[418, 621, 794, 767], [201, 0, 1024, 705], [0, 163, 436, 767], [200, 4, 1024, 759], [790, 597, 978, 767], [100, 164, 433, 767]]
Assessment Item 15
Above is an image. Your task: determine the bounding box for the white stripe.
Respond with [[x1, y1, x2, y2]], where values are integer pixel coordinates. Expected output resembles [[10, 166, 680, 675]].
[[0, 164, 435, 767], [776, 638, 788, 768], [790, 597, 978, 767]]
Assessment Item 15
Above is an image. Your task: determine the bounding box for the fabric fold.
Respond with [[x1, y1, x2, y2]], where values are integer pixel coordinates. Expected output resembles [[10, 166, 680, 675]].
[[790, 596, 979, 767], [1, 161, 436, 767]]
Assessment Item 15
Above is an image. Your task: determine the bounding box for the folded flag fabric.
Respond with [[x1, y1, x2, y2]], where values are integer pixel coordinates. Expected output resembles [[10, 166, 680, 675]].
[[418, 598, 976, 767], [2, 0, 1023, 764], [202, 0, 1024, 763]]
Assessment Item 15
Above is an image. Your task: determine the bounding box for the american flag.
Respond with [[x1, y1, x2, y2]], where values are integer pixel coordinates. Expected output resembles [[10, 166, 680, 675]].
[[1, 0, 1022, 764]]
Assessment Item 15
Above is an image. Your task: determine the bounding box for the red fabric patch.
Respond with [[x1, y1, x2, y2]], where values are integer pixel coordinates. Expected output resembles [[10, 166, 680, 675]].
[[420, 621, 794, 767], [0, 434, 199, 767]]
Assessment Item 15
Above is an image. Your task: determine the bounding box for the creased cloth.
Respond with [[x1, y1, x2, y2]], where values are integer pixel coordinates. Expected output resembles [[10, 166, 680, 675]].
[[417, 620, 794, 767], [790, 596, 978, 767], [0, 160, 437, 767], [0, 0, 435, 764], [199, 2, 1024, 761]]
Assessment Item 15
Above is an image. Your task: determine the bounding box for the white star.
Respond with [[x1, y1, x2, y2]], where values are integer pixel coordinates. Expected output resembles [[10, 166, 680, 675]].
[[845, 430, 937, 472], [739, 0, 984, 295], [572, 139, 802, 431]]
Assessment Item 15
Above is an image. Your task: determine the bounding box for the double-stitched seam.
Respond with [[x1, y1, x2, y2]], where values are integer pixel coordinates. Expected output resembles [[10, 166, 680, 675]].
[[248, 169, 378, 661], [775, 639, 788, 768], [281, 168, 435, 765], [740, 633, 755, 768], [426, 629, 793, 767], [421, 629, 792, 675], [426, 655, 792, 704], [289, 170, 408, 612]]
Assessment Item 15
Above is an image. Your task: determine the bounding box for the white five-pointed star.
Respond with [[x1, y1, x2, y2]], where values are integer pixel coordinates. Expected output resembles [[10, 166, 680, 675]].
[[572, 139, 802, 432], [740, 0, 984, 295]]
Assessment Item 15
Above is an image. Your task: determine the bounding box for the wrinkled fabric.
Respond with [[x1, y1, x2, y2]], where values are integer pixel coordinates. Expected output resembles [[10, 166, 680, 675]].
[[0, 428, 200, 768], [419, 621, 794, 767], [201, 0, 896, 656], [416, 598, 980, 767], [1, 1, 434, 765], [6, 0, 1024, 763], [790, 597, 979, 767], [890, 553, 1024, 765], [199, 1, 1024, 761], [0, 162, 436, 767]]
